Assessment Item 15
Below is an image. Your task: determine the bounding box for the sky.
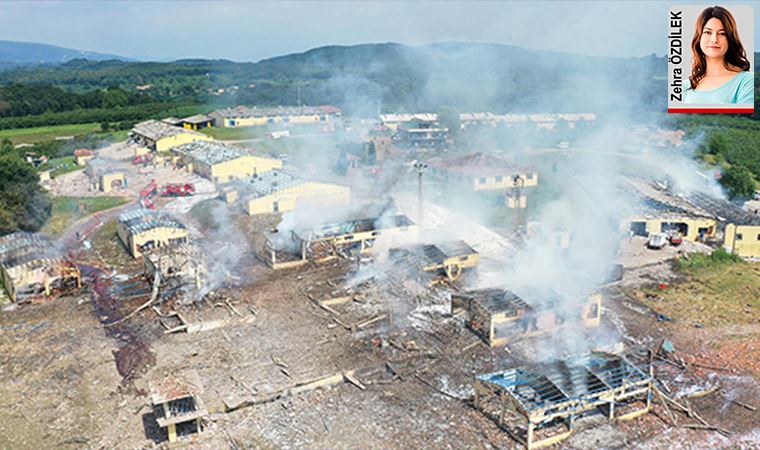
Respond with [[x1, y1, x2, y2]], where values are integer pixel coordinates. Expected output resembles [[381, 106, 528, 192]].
[[1, 1, 758, 62]]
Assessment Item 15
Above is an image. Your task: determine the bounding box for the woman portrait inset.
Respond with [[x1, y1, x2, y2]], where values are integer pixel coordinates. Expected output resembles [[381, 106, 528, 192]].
[[684, 6, 753, 105]]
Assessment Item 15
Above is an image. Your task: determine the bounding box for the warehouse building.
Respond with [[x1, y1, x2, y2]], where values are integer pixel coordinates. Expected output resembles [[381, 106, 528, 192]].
[[149, 371, 207, 443], [451, 288, 602, 347], [74, 148, 95, 166], [85, 159, 126, 193], [172, 141, 282, 183], [428, 152, 538, 193], [396, 118, 449, 148], [209, 105, 341, 128], [130, 120, 211, 152], [117, 209, 189, 258], [224, 170, 350, 215], [625, 215, 717, 242], [0, 232, 81, 303]]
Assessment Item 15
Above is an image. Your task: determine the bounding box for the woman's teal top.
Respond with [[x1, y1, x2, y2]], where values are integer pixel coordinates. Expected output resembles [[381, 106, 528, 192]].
[[684, 71, 754, 105]]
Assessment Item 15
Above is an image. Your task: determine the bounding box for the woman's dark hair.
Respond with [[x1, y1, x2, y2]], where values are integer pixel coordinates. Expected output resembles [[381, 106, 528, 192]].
[[689, 6, 750, 89]]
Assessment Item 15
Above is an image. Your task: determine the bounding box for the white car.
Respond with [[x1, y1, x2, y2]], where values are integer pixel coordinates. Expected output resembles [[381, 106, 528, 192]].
[[647, 233, 668, 250]]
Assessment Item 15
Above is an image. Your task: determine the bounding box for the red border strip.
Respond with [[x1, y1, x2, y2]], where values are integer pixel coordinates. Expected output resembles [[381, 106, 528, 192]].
[[668, 108, 755, 114]]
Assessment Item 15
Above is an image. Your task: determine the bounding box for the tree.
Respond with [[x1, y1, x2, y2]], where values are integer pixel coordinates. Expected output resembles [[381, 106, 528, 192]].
[[720, 165, 757, 200], [0, 156, 51, 234]]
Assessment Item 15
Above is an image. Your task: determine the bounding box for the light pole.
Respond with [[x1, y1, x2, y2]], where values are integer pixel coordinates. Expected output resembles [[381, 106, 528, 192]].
[[414, 161, 427, 226]]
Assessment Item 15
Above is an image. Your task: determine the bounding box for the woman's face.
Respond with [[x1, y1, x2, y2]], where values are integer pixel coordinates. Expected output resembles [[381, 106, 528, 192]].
[[700, 17, 729, 59]]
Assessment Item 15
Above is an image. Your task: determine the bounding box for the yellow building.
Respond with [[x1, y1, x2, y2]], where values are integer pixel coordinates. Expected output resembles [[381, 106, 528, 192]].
[[0, 232, 81, 303], [172, 141, 282, 183], [625, 215, 717, 242], [74, 149, 95, 166], [208, 105, 341, 128], [225, 170, 350, 215], [130, 119, 211, 152], [179, 114, 214, 131], [427, 152, 539, 192], [85, 159, 126, 193], [724, 223, 760, 258], [117, 209, 189, 258]]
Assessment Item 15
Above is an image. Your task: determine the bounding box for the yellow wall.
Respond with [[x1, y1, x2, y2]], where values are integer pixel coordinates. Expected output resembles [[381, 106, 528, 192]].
[[75, 155, 93, 166], [117, 223, 189, 258], [244, 182, 350, 215], [205, 156, 282, 183], [221, 114, 333, 128], [625, 217, 717, 242], [724, 224, 760, 258], [99, 172, 125, 193], [155, 133, 211, 153], [471, 172, 538, 191]]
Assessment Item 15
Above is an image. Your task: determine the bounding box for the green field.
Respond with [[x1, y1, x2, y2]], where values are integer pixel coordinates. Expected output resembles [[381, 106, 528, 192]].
[[201, 126, 269, 141], [38, 156, 82, 177], [0, 123, 100, 145], [42, 196, 130, 236]]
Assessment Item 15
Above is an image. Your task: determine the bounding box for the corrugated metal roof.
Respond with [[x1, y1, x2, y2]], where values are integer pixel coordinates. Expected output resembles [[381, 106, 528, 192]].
[[214, 105, 341, 119]]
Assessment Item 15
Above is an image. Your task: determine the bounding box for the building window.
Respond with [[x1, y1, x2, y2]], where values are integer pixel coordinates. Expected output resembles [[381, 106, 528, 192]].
[[736, 233, 743, 240], [756, 234, 760, 241], [495, 175, 503, 183], [273, 201, 279, 212], [479, 177, 487, 184], [526, 173, 534, 179]]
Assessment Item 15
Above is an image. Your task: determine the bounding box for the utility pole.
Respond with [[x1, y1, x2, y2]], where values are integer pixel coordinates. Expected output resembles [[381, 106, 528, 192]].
[[414, 161, 427, 227]]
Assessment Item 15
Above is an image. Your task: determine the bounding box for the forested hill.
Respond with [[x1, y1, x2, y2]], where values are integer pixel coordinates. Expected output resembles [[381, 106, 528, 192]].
[[0, 40, 130, 69], [0, 42, 667, 115]]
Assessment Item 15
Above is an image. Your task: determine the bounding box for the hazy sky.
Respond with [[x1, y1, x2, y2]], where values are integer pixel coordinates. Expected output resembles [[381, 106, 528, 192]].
[[1, 1, 758, 61]]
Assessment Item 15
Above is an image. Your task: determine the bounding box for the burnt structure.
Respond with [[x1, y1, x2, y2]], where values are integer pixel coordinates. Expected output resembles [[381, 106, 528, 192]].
[[451, 288, 601, 347], [390, 240, 479, 284], [475, 351, 652, 449], [0, 232, 81, 303]]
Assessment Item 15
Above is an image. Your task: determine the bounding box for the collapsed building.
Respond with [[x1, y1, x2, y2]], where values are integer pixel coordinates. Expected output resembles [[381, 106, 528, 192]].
[[451, 288, 601, 347], [427, 152, 538, 208], [258, 214, 418, 269], [389, 240, 479, 284], [208, 105, 342, 128], [144, 243, 205, 289], [224, 170, 350, 215], [85, 159, 126, 193], [0, 232, 81, 303], [171, 140, 282, 183], [130, 119, 212, 152], [117, 209, 189, 258], [149, 371, 208, 443], [475, 351, 652, 449]]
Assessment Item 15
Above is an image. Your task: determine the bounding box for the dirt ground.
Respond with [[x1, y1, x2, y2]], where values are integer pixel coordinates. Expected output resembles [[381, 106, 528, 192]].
[[1, 222, 759, 449]]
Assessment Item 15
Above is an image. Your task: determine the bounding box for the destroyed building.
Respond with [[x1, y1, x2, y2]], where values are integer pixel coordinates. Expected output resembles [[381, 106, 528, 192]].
[[208, 105, 342, 128], [171, 140, 282, 183], [475, 351, 652, 449], [395, 118, 449, 148], [428, 153, 538, 194], [144, 243, 205, 288], [451, 288, 602, 347], [130, 119, 212, 152], [149, 371, 208, 443], [258, 214, 418, 269], [0, 232, 81, 303], [389, 240, 479, 284], [85, 159, 126, 193], [117, 209, 189, 258], [224, 169, 350, 215]]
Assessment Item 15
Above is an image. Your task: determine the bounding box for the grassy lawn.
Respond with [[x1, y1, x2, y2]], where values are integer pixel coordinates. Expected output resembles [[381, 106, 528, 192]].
[[38, 156, 82, 177], [42, 196, 130, 236], [88, 218, 139, 270], [0, 123, 100, 145], [201, 125, 269, 141], [639, 260, 760, 327]]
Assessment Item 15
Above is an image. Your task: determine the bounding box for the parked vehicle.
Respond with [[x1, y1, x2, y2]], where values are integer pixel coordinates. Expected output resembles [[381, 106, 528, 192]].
[[647, 233, 668, 249]]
